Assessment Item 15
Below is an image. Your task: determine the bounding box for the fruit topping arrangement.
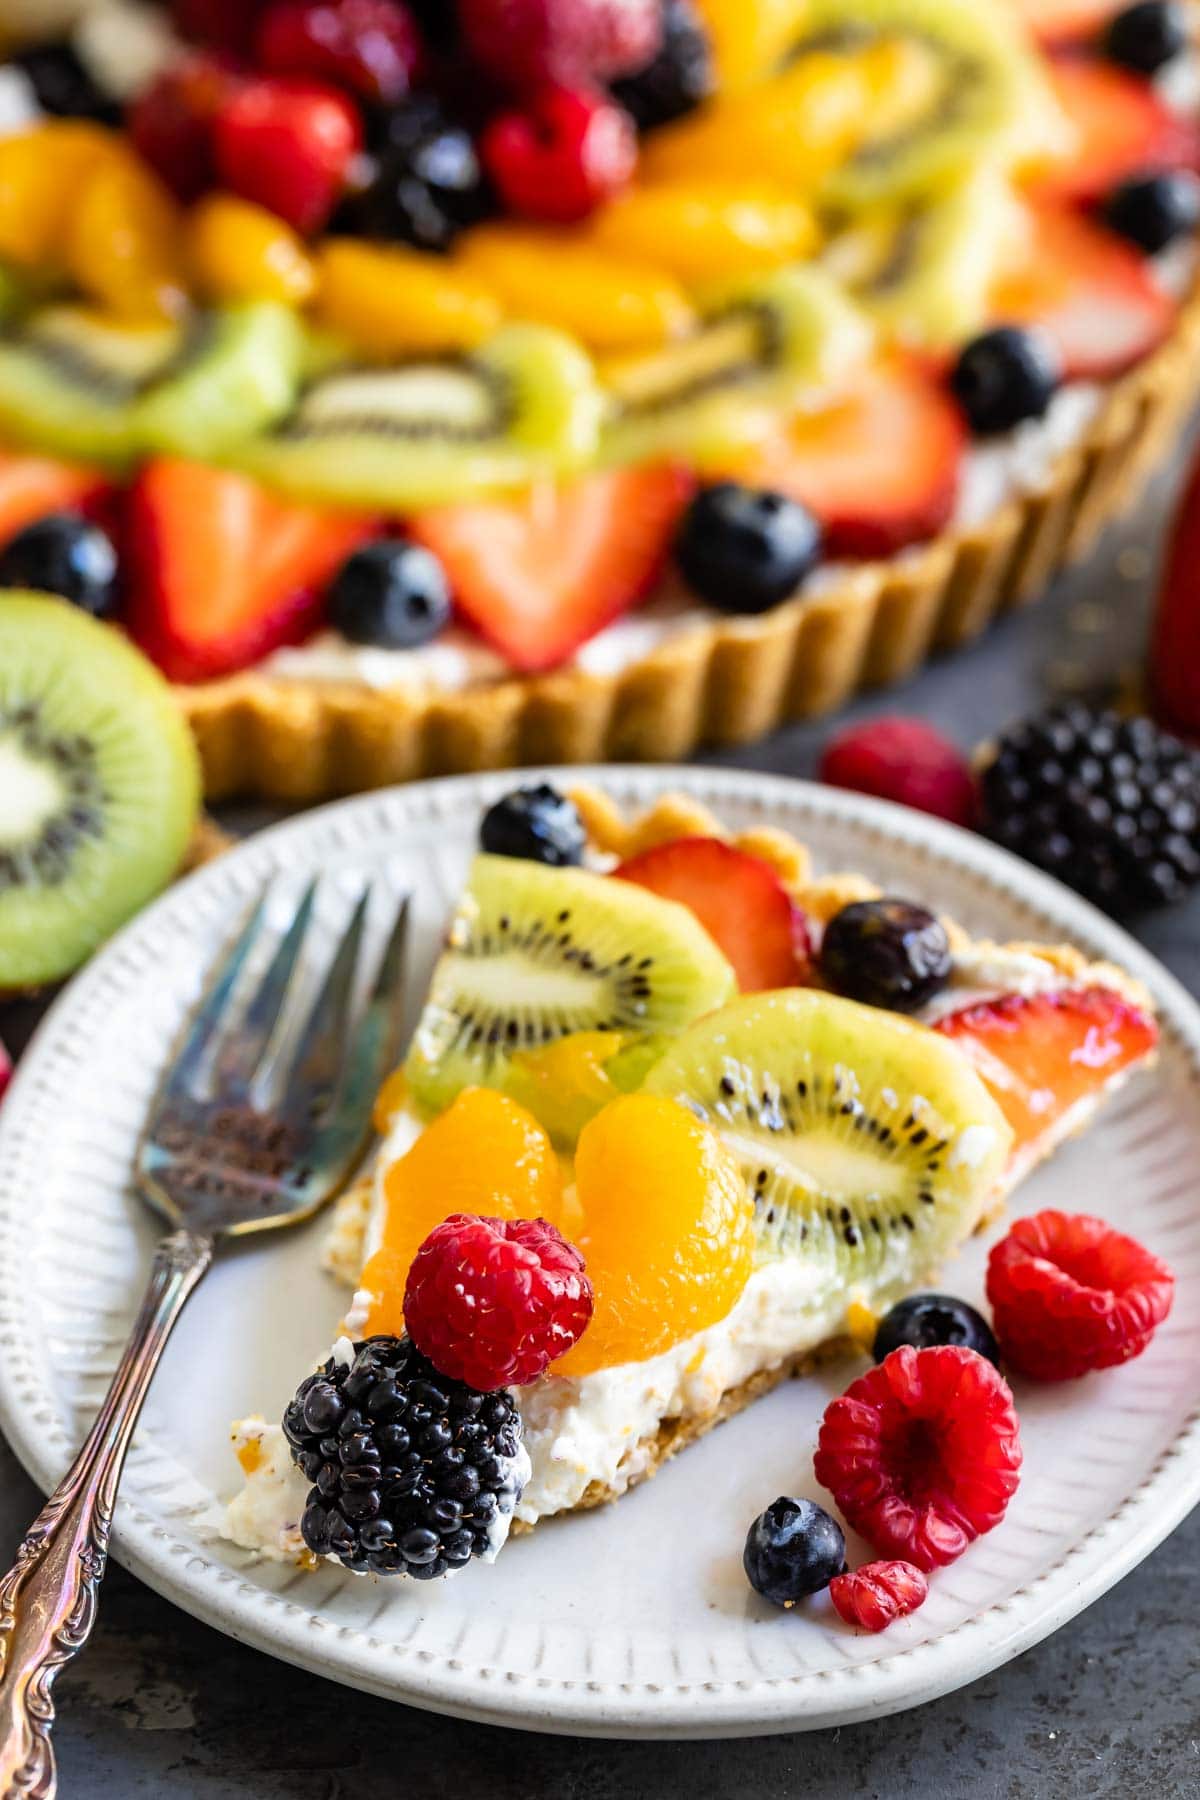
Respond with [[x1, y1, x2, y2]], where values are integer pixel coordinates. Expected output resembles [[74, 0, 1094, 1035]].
[[0, 0, 1194, 687], [260, 777, 1174, 1591]]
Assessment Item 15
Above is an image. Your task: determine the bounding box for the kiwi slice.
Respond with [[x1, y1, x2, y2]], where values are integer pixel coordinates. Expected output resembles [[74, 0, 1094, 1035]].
[[0, 593, 201, 989], [822, 166, 1019, 348], [404, 855, 737, 1116], [600, 267, 870, 469], [0, 301, 302, 469], [782, 0, 1041, 208], [231, 323, 603, 510], [642, 989, 1012, 1313]]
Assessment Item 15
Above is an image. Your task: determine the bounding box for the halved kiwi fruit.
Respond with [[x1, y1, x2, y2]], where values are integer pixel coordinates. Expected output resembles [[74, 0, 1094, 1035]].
[[232, 323, 604, 510], [782, 0, 1043, 208], [822, 166, 1019, 348], [404, 854, 737, 1116], [642, 989, 1012, 1313], [0, 301, 303, 469], [0, 593, 201, 989], [600, 266, 871, 468]]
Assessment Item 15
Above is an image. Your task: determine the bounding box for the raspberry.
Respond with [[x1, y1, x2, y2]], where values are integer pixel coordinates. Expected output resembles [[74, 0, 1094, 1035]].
[[813, 1345, 1022, 1571], [129, 53, 240, 205], [829, 1560, 928, 1633], [459, 0, 662, 88], [214, 76, 363, 236], [986, 1210, 1175, 1381], [819, 717, 977, 829], [481, 83, 637, 224], [403, 1213, 593, 1390], [256, 0, 424, 105]]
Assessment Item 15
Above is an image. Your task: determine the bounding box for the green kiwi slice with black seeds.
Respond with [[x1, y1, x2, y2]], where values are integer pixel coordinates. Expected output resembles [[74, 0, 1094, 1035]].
[[642, 989, 1012, 1313], [404, 854, 737, 1116], [0, 593, 201, 989]]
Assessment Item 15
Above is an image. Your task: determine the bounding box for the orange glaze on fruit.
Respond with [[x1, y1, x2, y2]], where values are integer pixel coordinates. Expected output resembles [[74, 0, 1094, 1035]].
[[359, 1087, 566, 1338], [552, 1093, 754, 1378]]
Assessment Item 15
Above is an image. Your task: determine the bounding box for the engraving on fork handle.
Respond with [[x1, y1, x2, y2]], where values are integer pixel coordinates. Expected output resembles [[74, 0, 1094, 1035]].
[[0, 1229, 213, 1800]]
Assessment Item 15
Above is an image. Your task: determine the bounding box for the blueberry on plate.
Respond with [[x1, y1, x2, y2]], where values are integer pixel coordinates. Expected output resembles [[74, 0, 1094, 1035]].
[[480, 783, 587, 866], [674, 483, 822, 615], [1102, 171, 1200, 255], [0, 513, 119, 619], [819, 897, 953, 1014], [328, 540, 451, 649], [1104, 1, 1187, 75], [343, 95, 493, 251], [744, 1497, 846, 1607], [950, 327, 1062, 437], [874, 1293, 1001, 1368], [610, 0, 714, 132]]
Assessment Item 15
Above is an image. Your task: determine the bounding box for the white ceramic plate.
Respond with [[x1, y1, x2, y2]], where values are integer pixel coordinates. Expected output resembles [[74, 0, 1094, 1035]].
[[1, 767, 1198, 1740]]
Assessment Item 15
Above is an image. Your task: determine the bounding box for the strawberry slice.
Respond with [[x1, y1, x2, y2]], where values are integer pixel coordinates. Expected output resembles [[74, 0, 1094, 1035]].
[[733, 357, 965, 560], [1152, 438, 1200, 738], [0, 451, 113, 550], [613, 836, 812, 991], [1007, 0, 1121, 46], [126, 458, 378, 684], [991, 202, 1176, 379], [934, 986, 1158, 1159], [1033, 56, 1200, 207], [408, 465, 693, 673]]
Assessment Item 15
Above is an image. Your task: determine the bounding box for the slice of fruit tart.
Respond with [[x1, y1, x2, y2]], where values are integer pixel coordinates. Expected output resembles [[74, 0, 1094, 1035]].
[[1, 0, 1199, 798], [222, 782, 1160, 1579]]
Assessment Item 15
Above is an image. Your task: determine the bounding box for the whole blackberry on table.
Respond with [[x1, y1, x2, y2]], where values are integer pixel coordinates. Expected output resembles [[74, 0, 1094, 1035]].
[[284, 1336, 527, 1578], [978, 706, 1200, 915]]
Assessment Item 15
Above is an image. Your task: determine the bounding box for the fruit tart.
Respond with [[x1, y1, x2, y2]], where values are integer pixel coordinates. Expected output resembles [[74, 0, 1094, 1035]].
[[0, 0, 1198, 799], [222, 782, 1160, 1577]]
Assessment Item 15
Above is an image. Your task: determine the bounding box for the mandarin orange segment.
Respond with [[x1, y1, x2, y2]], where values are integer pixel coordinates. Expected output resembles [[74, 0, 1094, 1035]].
[[314, 239, 504, 356], [588, 180, 818, 283], [552, 1093, 754, 1377], [454, 225, 694, 353], [66, 155, 188, 321], [189, 193, 317, 307], [360, 1087, 566, 1334], [0, 123, 123, 270]]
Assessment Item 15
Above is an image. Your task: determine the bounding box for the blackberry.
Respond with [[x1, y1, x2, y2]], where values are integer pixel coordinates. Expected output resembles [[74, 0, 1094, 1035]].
[[284, 1336, 527, 1579], [979, 705, 1200, 915], [611, 0, 714, 132]]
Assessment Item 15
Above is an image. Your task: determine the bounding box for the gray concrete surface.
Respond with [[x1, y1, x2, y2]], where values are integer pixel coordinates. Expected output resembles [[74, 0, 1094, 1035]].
[[1, 441, 1198, 1797]]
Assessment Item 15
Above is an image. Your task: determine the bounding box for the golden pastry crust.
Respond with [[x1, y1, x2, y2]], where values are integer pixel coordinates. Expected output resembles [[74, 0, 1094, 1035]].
[[180, 280, 1200, 802]]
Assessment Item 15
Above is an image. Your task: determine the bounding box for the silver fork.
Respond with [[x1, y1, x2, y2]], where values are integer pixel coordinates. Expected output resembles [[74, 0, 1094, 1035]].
[[0, 880, 409, 1800]]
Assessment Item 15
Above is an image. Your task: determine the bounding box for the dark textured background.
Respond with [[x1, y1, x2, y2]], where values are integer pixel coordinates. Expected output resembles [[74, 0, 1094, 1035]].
[[1, 438, 1198, 1797]]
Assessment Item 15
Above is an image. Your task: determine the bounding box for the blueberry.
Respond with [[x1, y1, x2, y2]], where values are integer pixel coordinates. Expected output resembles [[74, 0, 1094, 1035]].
[[10, 43, 120, 124], [0, 513, 119, 619], [342, 97, 493, 252], [1104, 1, 1187, 74], [874, 1294, 1001, 1368], [1102, 171, 1200, 254], [674, 483, 822, 614], [950, 328, 1062, 437], [819, 898, 952, 1013], [743, 1497, 846, 1607], [328, 540, 451, 649], [611, 0, 714, 131], [479, 783, 586, 866]]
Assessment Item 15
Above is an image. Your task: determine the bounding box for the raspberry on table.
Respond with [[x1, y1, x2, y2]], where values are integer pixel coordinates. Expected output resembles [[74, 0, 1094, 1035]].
[[829, 1560, 928, 1633], [403, 1213, 594, 1390], [819, 716, 977, 829], [986, 1210, 1175, 1381], [813, 1345, 1022, 1572]]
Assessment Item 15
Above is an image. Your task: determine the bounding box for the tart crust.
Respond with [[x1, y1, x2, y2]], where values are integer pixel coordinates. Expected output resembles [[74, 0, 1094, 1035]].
[[184, 277, 1200, 801]]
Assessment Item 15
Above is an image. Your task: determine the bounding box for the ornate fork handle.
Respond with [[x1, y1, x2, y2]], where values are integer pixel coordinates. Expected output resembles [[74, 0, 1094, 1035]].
[[0, 1229, 213, 1799]]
